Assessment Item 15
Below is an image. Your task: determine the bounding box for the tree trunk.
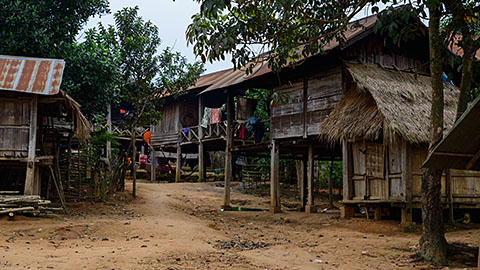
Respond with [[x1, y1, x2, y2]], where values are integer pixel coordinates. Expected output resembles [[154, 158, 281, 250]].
[[456, 36, 475, 120], [419, 5, 448, 264], [131, 131, 137, 198]]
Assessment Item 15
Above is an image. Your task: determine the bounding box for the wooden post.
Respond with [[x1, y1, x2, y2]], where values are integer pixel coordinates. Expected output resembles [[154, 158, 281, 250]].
[[446, 169, 454, 223], [270, 140, 281, 213], [175, 103, 182, 183], [401, 207, 413, 226], [24, 95, 38, 195], [374, 206, 382, 221], [298, 156, 307, 209], [305, 144, 316, 213], [342, 139, 352, 201], [106, 103, 112, 165], [341, 205, 355, 219], [175, 142, 181, 182], [198, 95, 205, 182], [223, 92, 234, 209], [150, 147, 156, 182], [477, 246, 479, 270], [33, 167, 41, 196]]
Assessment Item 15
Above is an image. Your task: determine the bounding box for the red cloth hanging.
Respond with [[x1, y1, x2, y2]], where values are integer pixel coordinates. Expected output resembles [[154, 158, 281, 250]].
[[209, 108, 221, 124]]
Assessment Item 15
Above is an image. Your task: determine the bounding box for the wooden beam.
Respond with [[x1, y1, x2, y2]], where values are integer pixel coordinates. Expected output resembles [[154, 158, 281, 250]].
[[150, 147, 156, 182], [433, 152, 474, 158], [302, 77, 308, 139], [223, 92, 234, 209], [446, 169, 454, 223], [270, 140, 281, 213], [0, 126, 29, 130], [198, 95, 205, 182], [24, 95, 38, 196], [299, 156, 307, 209], [175, 142, 182, 182], [477, 247, 479, 270], [465, 148, 480, 170], [305, 144, 316, 213], [342, 139, 352, 201], [175, 103, 182, 183]]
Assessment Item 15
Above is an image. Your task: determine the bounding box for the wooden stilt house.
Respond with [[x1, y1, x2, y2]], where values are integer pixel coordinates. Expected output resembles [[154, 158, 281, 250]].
[[152, 13, 473, 219], [0, 55, 90, 202], [320, 63, 480, 222]]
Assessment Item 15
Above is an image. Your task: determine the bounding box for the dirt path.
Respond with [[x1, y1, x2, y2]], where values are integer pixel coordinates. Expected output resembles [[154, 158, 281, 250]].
[[0, 182, 478, 269]]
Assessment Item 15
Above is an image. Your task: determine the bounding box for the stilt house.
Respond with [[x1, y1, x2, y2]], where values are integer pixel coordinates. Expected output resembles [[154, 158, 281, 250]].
[[151, 14, 476, 219], [0, 55, 90, 198], [319, 63, 480, 222]]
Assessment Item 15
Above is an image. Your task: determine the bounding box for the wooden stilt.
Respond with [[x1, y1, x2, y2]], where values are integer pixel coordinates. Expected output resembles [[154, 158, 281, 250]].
[[150, 147, 156, 182], [401, 207, 414, 227], [446, 169, 454, 223], [299, 156, 307, 210], [48, 165, 68, 213], [198, 96, 205, 182], [305, 144, 316, 213], [342, 139, 352, 201], [33, 167, 41, 196], [270, 140, 281, 213], [340, 205, 355, 219], [374, 206, 382, 221], [223, 92, 233, 209], [477, 246, 479, 270], [175, 142, 182, 182], [24, 95, 38, 195]]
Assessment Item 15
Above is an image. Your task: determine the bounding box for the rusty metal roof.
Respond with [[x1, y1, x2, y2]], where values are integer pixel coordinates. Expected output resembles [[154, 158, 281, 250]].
[[0, 55, 65, 95]]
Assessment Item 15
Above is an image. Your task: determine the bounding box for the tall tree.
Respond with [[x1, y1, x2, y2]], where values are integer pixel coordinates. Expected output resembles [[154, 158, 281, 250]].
[[0, 0, 122, 121], [102, 7, 204, 197], [0, 0, 109, 58], [187, 0, 479, 264]]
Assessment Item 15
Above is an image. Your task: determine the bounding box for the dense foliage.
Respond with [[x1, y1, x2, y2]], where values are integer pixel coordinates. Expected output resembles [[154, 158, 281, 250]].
[[99, 7, 204, 196], [0, 0, 120, 121]]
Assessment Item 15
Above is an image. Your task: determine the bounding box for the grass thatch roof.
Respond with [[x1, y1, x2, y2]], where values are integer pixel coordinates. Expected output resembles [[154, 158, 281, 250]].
[[58, 90, 91, 143], [320, 63, 459, 144]]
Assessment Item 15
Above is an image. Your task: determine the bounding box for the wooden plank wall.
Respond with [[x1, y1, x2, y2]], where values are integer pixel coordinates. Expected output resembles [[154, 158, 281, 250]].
[[151, 97, 198, 147], [271, 67, 343, 140], [410, 147, 480, 204], [350, 137, 406, 201], [343, 34, 429, 74], [0, 99, 30, 157]]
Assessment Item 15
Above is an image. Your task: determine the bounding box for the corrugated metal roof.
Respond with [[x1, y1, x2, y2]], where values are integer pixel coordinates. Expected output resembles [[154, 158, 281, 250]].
[[198, 15, 378, 94], [423, 96, 480, 171], [0, 55, 65, 95]]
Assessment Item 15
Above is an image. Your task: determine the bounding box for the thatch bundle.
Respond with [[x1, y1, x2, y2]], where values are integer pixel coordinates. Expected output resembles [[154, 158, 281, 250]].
[[58, 90, 91, 143], [320, 63, 459, 144]]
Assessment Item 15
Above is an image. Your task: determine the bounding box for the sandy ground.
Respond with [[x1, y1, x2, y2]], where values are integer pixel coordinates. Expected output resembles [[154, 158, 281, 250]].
[[0, 181, 479, 270]]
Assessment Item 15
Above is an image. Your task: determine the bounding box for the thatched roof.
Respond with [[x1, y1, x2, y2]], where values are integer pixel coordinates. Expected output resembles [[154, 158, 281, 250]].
[[320, 63, 459, 144], [57, 90, 91, 143]]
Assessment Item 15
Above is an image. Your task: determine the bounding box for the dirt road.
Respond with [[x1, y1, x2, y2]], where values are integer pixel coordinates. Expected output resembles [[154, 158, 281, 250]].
[[0, 182, 478, 269]]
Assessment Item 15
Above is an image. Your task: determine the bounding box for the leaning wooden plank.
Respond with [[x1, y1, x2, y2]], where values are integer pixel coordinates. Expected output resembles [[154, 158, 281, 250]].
[[48, 165, 68, 213], [0, 207, 35, 215]]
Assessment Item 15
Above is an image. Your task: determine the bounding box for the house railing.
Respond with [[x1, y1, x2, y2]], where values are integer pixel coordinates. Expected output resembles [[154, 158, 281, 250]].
[[179, 120, 269, 144], [111, 125, 145, 138]]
